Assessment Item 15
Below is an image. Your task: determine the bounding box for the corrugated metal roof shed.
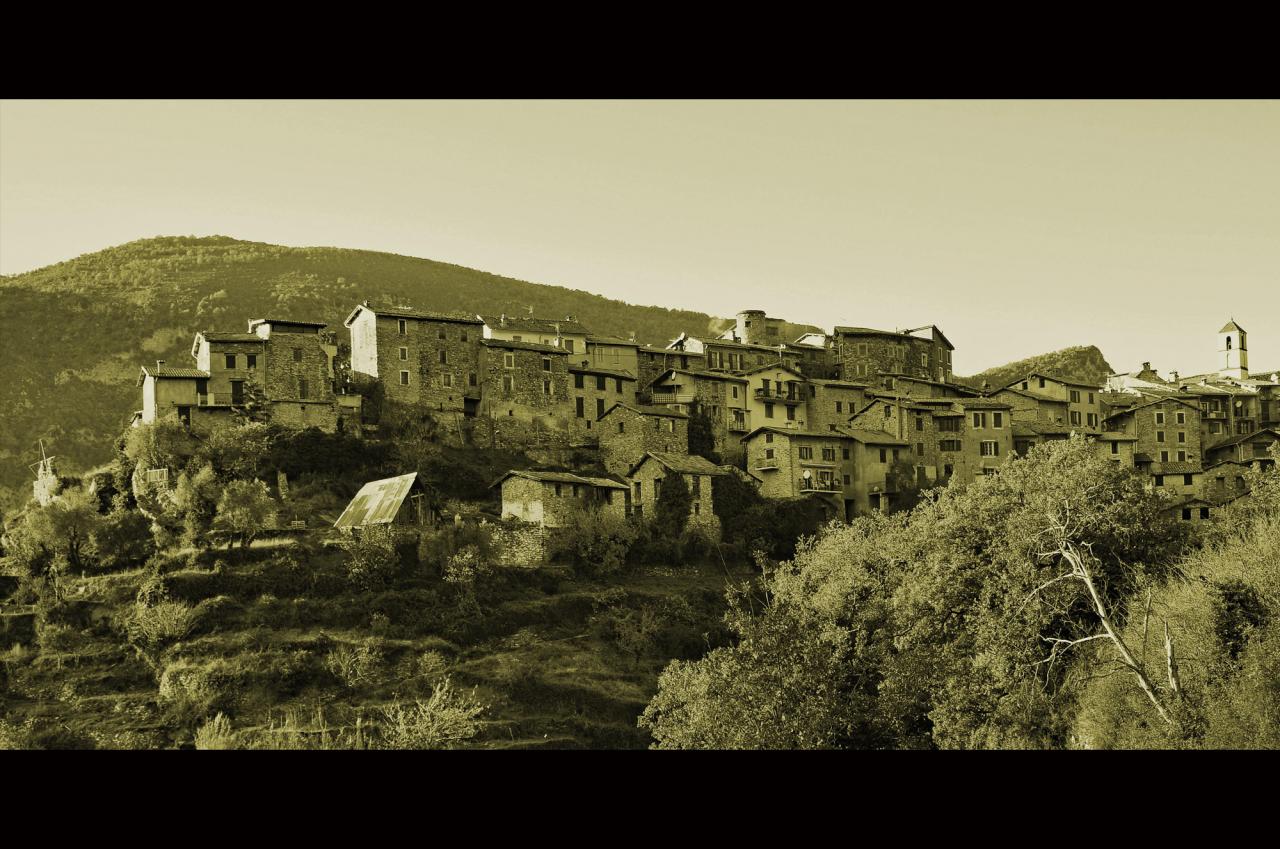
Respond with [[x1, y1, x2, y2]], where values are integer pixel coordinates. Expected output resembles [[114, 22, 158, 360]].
[[333, 472, 425, 529]]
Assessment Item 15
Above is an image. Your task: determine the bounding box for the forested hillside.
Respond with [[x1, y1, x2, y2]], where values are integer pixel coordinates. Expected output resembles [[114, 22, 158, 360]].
[[957, 345, 1114, 391], [0, 236, 730, 511]]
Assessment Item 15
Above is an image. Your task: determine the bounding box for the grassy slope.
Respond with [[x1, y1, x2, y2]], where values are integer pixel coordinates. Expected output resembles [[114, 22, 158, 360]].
[[0, 235, 731, 511], [0, 542, 744, 749]]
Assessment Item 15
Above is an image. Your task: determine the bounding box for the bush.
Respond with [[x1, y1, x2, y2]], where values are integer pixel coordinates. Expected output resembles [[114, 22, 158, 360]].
[[340, 526, 403, 591], [87, 508, 155, 572], [551, 507, 639, 576], [128, 601, 200, 662], [194, 712, 239, 750], [325, 640, 382, 689], [374, 677, 487, 749]]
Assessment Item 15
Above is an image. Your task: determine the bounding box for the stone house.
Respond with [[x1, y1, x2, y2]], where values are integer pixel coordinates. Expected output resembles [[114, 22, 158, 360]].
[[136, 363, 232, 432], [833, 324, 954, 384], [479, 339, 571, 427], [1205, 428, 1279, 471], [637, 345, 698, 398], [493, 470, 628, 527], [1166, 496, 1218, 524], [597, 402, 689, 476], [1149, 463, 1204, 500], [344, 302, 484, 415], [1105, 396, 1205, 469], [648, 368, 750, 462], [667, 331, 797, 374], [626, 451, 726, 538], [1202, 460, 1252, 503], [999, 372, 1103, 431], [479, 313, 590, 357], [569, 364, 637, 433], [806, 378, 870, 433], [843, 428, 911, 515], [244, 318, 340, 430], [741, 426, 857, 514]]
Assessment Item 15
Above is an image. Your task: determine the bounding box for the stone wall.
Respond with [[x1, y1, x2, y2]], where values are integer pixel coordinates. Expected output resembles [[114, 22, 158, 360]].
[[261, 327, 335, 405], [368, 314, 484, 413], [598, 407, 688, 476], [1132, 400, 1204, 466], [480, 342, 571, 423], [489, 521, 548, 568]]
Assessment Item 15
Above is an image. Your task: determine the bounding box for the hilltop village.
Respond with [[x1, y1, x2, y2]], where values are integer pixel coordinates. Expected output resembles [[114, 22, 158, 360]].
[[125, 304, 1279, 545]]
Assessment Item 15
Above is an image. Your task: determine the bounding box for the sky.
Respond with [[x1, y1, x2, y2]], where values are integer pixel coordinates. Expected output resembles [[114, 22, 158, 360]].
[[1, 99, 1276, 376]]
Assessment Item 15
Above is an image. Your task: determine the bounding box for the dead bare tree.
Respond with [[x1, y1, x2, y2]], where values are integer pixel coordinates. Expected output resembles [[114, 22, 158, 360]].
[[1031, 507, 1176, 728]]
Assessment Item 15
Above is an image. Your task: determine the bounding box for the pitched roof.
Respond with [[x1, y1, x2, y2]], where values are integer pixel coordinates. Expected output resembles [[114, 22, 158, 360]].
[[344, 302, 484, 327], [841, 428, 910, 446], [736, 361, 806, 379], [1220, 319, 1246, 333], [138, 365, 210, 384], [491, 470, 627, 489], [481, 338, 568, 354], [600, 402, 688, 420], [741, 425, 857, 443], [568, 364, 636, 380], [480, 314, 590, 336], [1209, 428, 1280, 450], [1152, 462, 1203, 475], [629, 452, 730, 477], [586, 335, 640, 347], [648, 368, 749, 389], [956, 398, 1013, 410], [333, 473, 426, 529], [196, 331, 264, 343], [249, 318, 327, 330]]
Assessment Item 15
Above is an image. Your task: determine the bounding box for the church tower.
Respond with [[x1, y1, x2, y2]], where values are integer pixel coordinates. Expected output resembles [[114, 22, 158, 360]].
[[1219, 319, 1249, 380]]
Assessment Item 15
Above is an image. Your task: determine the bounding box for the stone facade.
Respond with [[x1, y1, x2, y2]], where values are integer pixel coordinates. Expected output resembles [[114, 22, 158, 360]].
[[626, 453, 723, 539], [496, 472, 627, 528], [479, 339, 571, 427], [569, 365, 637, 434], [742, 427, 856, 506], [833, 325, 954, 384], [489, 521, 549, 568], [648, 369, 749, 463], [345, 303, 484, 414], [598, 404, 689, 476]]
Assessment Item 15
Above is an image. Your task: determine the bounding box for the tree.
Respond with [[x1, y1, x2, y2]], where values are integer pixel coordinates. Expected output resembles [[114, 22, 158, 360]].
[[2, 487, 103, 595], [340, 525, 402, 590], [653, 472, 692, 539], [687, 407, 721, 464], [375, 677, 487, 749], [202, 422, 276, 480], [87, 506, 155, 572], [211, 479, 276, 549], [166, 463, 223, 549]]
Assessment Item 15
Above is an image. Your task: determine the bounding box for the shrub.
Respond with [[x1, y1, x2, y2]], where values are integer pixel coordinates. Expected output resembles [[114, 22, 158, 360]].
[[325, 640, 382, 689], [128, 601, 200, 662], [194, 712, 239, 750], [340, 526, 402, 591], [87, 508, 155, 572], [551, 507, 638, 576], [374, 677, 487, 749]]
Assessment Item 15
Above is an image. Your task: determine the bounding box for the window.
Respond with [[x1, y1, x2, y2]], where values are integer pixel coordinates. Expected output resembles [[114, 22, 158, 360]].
[[1070, 390, 1080, 403], [844, 475, 851, 485], [665, 419, 674, 433], [298, 379, 308, 400], [972, 412, 986, 429], [438, 327, 446, 340], [879, 448, 887, 463], [574, 373, 584, 389], [993, 412, 1003, 429], [884, 405, 892, 418], [1111, 442, 1119, 455], [461, 330, 468, 342], [443, 373, 453, 388], [1089, 393, 1095, 404], [469, 372, 477, 386], [836, 401, 843, 413], [595, 374, 605, 390], [842, 447, 850, 460], [399, 347, 408, 361], [575, 397, 585, 418], [786, 405, 796, 421], [399, 371, 409, 386], [1155, 412, 1165, 424], [1176, 412, 1185, 424], [1181, 508, 1192, 521], [799, 446, 813, 460], [439, 350, 448, 365], [634, 481, 642, 502], [618, 421, 625, 434], [915, 416, 924, 431], [765, 448, 775, 460], [920, 352, 928, 367], [980, 441, 999, 457], [1160, 451, 1169, 462], [544, 358, 553, 373], [543, 379, 552, 395], [892, 448, 900, 461], [939, 439, 961, 452], [1200, 507, 1210, 520], [822, 447, 836, 461], [564, 339, 575, 354], [1177, 431, 1186, 443], [1177, 451, 1187, 462], [596, 399, 605, 419], [1087, 413, 1098, 428], [732, 386, 739, 399], [1156, 430, 1165, 443], [944, 463, 954, 477], [765, 402, 774, 419], [615, 379, 622, 393], [916, 442, 925, 456], [503, 375, 513, 393], [1071, 411, 1082, 426], [554, 483, 562, 496], [504, 353, 515, 369], [398, 319, 407, 335], [225, 353, 236, 369], [1155, 475, 1164, 486], [572, 484, 580, 497], [246, 354, 257, 370], [938, 417, 960, 432], [1183, 474, 1193, 486], [293, 347, 303, 363]]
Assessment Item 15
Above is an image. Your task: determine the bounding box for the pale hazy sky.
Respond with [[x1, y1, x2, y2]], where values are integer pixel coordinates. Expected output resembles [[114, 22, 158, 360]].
[[2, 99, 1276, 376]]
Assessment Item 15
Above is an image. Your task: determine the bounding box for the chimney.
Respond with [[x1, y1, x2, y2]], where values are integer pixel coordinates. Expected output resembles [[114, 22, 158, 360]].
[[1169, 370, 1179, 382], [500, 313, 506, 326], [628, 331, 636, 342], [156, 360, 166, 370], [1142, 362, 1151, 371]]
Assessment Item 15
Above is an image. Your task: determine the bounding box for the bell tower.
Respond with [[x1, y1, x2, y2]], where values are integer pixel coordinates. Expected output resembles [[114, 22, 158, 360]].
[[1218, 319, 1248, 380]]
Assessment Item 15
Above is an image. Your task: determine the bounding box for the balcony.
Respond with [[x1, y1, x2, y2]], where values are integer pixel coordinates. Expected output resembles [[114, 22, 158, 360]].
[[1206, 410, 1226, 419], [798, 477, 841, 493], [651, 390, 696, 404], [728, 418, 749, 433], [198, 393, 240, 407], [754, 387, 804, 405]]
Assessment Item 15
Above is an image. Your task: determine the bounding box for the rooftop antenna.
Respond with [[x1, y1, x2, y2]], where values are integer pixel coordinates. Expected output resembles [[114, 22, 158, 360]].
[[28, 439, 57, 479]]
